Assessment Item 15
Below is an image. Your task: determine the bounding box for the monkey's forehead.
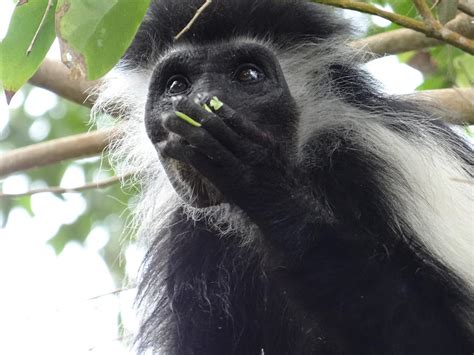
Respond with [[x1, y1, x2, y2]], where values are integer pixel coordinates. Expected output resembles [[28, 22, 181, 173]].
[[154, 38, 277, 68], [123, 0, 348, 68]]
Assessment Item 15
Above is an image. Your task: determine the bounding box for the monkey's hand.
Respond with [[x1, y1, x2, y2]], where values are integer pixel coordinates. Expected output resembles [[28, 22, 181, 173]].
[[159, 97, 322, 242]]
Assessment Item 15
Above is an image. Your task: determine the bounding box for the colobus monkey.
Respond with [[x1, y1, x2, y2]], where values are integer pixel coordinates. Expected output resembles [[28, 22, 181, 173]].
[[94, 0, 474, 354]]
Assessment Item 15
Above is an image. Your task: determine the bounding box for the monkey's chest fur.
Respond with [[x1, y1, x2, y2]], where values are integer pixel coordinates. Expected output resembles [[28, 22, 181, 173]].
[[137, 207, 472, 355]]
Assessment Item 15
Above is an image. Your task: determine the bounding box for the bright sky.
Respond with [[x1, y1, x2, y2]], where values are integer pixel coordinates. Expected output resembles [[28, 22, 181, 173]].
[[0, 1, 424, 354]]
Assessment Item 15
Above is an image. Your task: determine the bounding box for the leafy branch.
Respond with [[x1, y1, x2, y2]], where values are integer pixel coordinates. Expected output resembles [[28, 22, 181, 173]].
[[312, 0, 474, 54]]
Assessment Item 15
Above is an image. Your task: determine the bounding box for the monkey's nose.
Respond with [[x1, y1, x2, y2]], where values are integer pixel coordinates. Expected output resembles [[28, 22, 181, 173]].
[[193, 91, 226, 107], [192, 92, 212, 106]]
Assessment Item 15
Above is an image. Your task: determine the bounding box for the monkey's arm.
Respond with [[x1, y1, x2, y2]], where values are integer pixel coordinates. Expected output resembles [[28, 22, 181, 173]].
[[159, 97, 327, 256]]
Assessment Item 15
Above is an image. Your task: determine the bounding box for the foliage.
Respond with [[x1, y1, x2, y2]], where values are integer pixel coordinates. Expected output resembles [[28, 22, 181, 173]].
[[56, 0, 150, 80], [0, 0, 57, 93], [0, 0, 150, 93]]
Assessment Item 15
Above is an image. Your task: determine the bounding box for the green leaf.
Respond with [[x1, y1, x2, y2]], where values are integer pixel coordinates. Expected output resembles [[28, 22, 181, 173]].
[[397, 51, 416, 64], [0, 0, 57, 93], [49, 213, 91, 254], [453, 54, 474, 87], [175, 111, 202, 127], [210, 96, 224, 111], [17, 196, 34, 217], [55, 0, 151, 80], [390, 1, 417, 18], [416, 75, 448, 91]]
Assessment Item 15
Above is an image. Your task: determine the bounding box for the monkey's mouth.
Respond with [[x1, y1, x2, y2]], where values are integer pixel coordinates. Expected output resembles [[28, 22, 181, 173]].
[[161, 154, 224, 208], [149, 119, 224, 207]]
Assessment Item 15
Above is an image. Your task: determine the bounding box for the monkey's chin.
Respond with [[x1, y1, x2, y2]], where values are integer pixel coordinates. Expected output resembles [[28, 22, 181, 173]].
[[163, 160, 224, 208]]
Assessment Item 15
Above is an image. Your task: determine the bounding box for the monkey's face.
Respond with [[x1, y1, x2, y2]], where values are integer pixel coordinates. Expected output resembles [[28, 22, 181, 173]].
[[145, 42, 297, 207]]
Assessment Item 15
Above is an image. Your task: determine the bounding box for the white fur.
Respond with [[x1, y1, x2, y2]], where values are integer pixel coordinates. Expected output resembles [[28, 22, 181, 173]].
[[278, 43, 474, 292], [92, 66, 176, 245], [369, 125, 473, 286]]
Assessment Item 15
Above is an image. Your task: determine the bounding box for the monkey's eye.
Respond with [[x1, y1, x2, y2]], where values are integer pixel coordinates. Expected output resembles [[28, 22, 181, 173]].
[[235, 64, 264, 83], [166, 75, 191, 95]]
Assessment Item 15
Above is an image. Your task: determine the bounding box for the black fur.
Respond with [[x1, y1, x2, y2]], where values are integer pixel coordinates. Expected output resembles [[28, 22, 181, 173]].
[[118, 1, 474, 354], [124, 0, 347, 67]]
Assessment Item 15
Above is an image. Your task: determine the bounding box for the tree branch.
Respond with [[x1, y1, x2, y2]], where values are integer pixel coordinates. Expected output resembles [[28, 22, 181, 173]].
[[0, 174, 131, 198], [353, 13, 474, 56], [175, 0, 213, 40], [0, 129, 117, 177], [408, 88, 474, 124], [413, 0, 437, 22], [28, 58, 98, 107], [313, 0, 427, 31], [412, 0, 474, 53], [312, 0, 474, 54]]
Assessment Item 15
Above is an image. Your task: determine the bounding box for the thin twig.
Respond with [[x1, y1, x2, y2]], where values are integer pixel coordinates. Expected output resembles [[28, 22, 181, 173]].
[[430, 0, 441, 10], [26, 0, 54, 55], [411, 0, 474, 54], [174, 0, 213, 40], [87, 285, 137, 301], [413, 0, 436, 22], [0, 174, 133, 199]]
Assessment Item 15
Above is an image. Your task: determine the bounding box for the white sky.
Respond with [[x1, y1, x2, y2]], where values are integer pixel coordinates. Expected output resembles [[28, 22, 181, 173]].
[[0, 1, 424, 354]]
